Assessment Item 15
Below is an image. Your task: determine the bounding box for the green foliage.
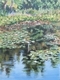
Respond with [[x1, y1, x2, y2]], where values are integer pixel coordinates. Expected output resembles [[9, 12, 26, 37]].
[[0, 0, 18, 14], [0, 13, 60, 26], [0, 29, 28, 48], [26, 24, 60, 50], [0, 22, 59, 49], [20, 0, 60, 10], [0, 0, 60, 15], [0, 15, 34, 26], [23, 49, 60, 69]]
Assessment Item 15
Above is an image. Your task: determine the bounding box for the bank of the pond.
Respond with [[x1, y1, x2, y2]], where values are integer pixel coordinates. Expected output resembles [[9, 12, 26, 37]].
[[0, 14, 60, 49], [0, 23, 60, 50]]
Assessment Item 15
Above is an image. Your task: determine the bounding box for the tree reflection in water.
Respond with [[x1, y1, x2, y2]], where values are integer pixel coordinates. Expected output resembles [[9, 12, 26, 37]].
[[22, 50, 60, 76], [0, 48, 60, 77], [0, 48, 20, 77], [51, 54, 60, 68], [23, 59, 45, 76]]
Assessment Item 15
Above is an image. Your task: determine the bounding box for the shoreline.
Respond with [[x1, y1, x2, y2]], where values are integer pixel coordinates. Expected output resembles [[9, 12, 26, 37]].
[[0, 20, 50, 32]]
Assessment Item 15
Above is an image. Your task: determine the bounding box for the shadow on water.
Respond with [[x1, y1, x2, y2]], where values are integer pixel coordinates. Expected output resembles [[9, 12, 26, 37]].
[[0, 48, 60, 80], [0, 48, 21, 77]]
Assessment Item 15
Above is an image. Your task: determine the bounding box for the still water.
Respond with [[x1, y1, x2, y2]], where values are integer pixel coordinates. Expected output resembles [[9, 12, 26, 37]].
[[0, 48, 60, 80]]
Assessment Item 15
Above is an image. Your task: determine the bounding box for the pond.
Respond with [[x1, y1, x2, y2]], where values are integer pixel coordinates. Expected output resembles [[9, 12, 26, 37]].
[[0, 22, 60, 80], [0, 48, 60, 80]]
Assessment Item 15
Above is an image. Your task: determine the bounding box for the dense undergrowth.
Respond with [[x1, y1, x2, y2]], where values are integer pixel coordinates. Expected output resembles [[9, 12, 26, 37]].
[[0, 10, 60, 49], [0, 13, 60, 26], [0, 28, 28, 48], [0, 23, 59, 49]]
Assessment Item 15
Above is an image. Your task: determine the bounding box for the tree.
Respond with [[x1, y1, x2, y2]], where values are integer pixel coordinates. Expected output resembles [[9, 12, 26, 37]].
[[20, 0, 60, 9], [20, 0, 41, 10], [0, 0, 17, 14]]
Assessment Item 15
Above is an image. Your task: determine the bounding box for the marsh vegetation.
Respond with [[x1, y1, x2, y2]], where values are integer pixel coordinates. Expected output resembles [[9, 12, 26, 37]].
[[0, 0, 60, 80]]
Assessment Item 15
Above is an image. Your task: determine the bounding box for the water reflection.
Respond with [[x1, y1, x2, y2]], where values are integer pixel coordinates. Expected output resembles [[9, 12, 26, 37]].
[[0, 48, 59, 80], [0, 48, 20, 77], [23, 60, 45, 76]]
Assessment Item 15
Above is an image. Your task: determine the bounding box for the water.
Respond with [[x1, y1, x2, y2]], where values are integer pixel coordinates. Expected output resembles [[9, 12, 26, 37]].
[[0, 48, 60, 80]]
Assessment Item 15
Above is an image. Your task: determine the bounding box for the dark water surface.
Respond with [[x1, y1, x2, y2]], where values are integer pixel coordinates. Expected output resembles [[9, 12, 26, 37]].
[[0, 49, 60, 80]]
